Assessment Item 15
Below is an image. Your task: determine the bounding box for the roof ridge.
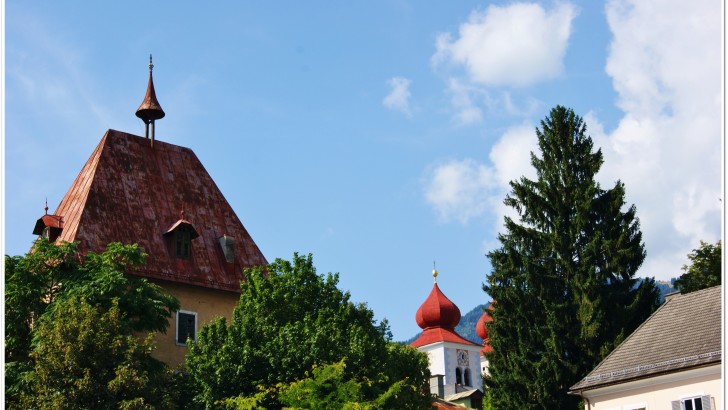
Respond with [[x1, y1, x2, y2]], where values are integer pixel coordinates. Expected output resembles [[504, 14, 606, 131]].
[[583, 350, 721, 383]]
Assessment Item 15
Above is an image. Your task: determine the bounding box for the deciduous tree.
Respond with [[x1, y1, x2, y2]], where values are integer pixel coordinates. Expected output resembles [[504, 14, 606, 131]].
[[673, 240, 721, 293], [185, 253, 431, 409], [4, 240, 180, 409]]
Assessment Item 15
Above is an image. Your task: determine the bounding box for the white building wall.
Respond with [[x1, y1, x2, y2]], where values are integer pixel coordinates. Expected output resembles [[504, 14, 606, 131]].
[[418, 341, 484, 392], [581, 365, 721, 410]]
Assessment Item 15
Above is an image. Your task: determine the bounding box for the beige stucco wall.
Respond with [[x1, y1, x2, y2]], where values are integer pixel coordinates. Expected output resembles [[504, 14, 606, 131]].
[[149, 280, 241, 367], [582, 365, 721, 410]]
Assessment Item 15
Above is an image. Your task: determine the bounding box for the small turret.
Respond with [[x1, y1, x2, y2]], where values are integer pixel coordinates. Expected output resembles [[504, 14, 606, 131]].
[[135, 54, 165, 145]]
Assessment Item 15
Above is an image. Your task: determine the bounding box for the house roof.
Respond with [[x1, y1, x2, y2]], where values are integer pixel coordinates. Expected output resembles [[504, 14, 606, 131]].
[[570, 285, 722, 392], [410, 327, 478, 348], [445, 388, 484, 402], [46, 129, 267, 292], [432, 398, 467, 409]]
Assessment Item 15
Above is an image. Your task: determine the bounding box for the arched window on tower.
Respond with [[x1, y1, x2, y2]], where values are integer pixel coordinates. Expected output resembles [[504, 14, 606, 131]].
[[464, 368, 471, 386], [455, 367, 462, 385]]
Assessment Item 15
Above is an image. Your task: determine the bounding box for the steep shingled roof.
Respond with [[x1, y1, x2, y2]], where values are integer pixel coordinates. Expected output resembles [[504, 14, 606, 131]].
[[570, 285, 721, 392], [47, 129, 267, 292]]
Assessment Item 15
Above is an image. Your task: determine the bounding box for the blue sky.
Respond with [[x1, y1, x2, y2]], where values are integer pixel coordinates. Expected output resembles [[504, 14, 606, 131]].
[[4, 1, 722, 341]]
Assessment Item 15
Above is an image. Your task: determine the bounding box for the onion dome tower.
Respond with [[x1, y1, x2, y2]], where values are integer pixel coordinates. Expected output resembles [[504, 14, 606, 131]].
[[135, 54, 165, 145], [411, 268, 471, 347], [410, 268, 483, 399], [476, 305, 493, 355]]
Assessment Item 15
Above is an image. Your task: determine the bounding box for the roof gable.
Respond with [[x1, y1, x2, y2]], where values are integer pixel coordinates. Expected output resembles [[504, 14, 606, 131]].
[[50, 129, 267, 292], [570, 285, 722, 391]]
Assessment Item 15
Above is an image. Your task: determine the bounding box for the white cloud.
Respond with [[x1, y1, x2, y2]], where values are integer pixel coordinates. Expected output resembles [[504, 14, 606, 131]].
[[424, 123, 538, 228], [423, 158, 498, 224], [426, 0, 721, 282], [589, 0, 722, 280], [447, 78, 483, 125], [433, 2, 577, 87], [383, 77, 412, 116]]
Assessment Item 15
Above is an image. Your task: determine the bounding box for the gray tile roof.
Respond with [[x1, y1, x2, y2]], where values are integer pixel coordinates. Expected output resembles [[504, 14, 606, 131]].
[[570, 285, 721, 392]]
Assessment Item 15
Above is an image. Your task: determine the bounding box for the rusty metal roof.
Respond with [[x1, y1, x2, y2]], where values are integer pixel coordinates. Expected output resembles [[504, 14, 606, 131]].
[[49, 129, 267, 292]]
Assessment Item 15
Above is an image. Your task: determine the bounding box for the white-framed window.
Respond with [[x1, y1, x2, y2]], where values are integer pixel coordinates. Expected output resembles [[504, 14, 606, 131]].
[[672, 395, 712, 410], [176, 310, 197, 346]]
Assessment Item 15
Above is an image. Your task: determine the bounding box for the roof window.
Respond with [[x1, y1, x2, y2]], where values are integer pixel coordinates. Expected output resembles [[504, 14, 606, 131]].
[[219, 235, 235, 263], [163, 214, 199, 259]]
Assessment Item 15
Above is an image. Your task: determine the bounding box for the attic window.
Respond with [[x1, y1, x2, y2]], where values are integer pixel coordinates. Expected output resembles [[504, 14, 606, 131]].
[[33, 214, 64, 242], [219, 235, 235, 263], [175, 227, 192, 258], [163, 217, 200, 260]]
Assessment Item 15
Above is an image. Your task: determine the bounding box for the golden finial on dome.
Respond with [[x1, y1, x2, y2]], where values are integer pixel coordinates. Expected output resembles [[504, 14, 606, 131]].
[[432, 261, 438, 283]]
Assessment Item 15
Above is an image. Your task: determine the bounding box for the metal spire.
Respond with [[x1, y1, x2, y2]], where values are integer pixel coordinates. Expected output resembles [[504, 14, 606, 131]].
[[135, 54, 165, 146]]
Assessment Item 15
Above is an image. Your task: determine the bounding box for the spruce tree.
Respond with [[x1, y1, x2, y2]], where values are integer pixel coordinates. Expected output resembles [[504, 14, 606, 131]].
[[483, 106, 660, 409]]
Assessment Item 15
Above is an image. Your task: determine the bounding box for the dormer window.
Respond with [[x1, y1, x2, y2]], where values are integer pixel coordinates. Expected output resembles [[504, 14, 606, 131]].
[[175, 227, 192, 258], [164, 215, 199, 260], [219, 235, 235, 263], [33, 214, 64, 242]]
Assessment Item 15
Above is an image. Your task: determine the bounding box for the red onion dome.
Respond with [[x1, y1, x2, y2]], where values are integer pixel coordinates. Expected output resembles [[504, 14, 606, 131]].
[[415, 282, 461, 330], [476, 309, 493, 340]]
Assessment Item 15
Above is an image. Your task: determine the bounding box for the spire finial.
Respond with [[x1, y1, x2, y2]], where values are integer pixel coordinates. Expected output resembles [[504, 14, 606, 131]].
[[432, 261, 438, 283], [136, 54, 165, 144], [44, 198, 48, 215], [180, 209, 185, 220]]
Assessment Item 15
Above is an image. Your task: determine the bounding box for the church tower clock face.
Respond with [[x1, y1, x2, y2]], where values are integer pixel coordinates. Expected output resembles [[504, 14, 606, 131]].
[[457, 349, 469, 366]]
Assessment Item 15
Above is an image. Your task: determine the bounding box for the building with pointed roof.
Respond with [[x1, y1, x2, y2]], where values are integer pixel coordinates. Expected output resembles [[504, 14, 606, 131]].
[[475, 304, 493, 377], [410, 269, 484, 408], [569, 285, 722, 410], [32, 57, 267, 365]]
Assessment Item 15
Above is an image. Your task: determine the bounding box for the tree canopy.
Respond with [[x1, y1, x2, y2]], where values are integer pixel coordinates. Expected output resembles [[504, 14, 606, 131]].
[[5, 240, 180, 409], [483, 106, 660, 409], [673, 240, 721, 293], [185, 253, 432, 409]]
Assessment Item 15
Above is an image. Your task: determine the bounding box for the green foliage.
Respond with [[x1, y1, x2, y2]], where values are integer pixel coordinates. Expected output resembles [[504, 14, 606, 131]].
[[277, 361, 366, 410], [186, 253, 431, 409], [5, 240, 81, 362], [484, 106, 660, 409], [25, 297, 174, 409], [221, 357, 432, 410], [673, 240, 721, 293], [4, 240, 180, 409]]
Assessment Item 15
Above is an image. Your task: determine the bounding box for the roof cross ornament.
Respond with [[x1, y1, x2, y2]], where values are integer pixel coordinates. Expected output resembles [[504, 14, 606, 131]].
[[432, 261, 438, 283]]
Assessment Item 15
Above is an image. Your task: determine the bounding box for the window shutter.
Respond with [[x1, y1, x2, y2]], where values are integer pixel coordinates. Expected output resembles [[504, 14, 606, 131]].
[[700, 396, 712, 410], [671, 400, 682, 410]]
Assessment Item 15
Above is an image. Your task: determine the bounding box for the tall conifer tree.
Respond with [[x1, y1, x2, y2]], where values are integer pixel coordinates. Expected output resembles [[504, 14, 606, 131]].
[[483, 106, 660, 409]]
